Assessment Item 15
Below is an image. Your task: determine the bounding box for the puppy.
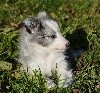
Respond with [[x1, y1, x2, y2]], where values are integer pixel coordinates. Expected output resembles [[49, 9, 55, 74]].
[[19, 12, 73, 88]]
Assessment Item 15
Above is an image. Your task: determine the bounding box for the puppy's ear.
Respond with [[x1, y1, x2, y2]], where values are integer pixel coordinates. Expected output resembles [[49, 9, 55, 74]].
[[38, 11, 48, 19], [22, 18, 43, 34]]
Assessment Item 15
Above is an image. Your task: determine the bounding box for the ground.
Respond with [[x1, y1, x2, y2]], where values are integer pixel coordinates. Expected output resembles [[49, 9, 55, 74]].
[[0, 0, 100, 93]]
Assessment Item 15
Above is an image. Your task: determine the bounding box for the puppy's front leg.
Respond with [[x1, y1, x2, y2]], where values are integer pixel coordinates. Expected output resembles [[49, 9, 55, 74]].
[[57, 67, 73, 87]]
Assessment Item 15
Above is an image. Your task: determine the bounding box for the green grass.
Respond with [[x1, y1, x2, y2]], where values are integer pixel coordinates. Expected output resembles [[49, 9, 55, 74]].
[[0, 0, 100, 93]]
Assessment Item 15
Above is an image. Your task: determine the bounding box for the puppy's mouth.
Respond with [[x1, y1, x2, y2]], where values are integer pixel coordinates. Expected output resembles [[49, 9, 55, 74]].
[[55, 48, 68, 52]]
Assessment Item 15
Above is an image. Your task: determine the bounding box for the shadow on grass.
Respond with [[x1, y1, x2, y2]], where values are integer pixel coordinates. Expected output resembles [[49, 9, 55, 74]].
[[66, 27, 89, 50], [65, 27, 89, 71]]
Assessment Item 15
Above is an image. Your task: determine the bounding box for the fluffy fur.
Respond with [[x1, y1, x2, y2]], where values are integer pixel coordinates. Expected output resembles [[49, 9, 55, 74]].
[[19, 12, 73, 88]]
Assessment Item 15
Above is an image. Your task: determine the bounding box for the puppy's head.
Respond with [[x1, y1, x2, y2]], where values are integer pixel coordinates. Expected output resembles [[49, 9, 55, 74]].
[[22, 12, 69, 51]]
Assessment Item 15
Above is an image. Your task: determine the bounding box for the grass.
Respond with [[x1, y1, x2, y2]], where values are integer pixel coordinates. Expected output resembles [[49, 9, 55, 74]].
[[0, 0, 100, 93]]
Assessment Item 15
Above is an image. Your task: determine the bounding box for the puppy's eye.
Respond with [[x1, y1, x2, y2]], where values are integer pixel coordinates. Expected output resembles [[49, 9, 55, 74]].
[[41, 35, 56, 39], [41, 36, 49, 39], [42, 36, 45, 38]]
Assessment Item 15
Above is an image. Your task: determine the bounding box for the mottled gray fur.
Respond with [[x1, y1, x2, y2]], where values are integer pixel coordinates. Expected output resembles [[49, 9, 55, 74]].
[[22, 15, 57, 46]]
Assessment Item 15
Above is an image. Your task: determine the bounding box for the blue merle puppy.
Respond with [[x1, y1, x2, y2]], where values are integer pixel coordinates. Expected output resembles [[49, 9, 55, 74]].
[[19, 12, 73, 88]]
